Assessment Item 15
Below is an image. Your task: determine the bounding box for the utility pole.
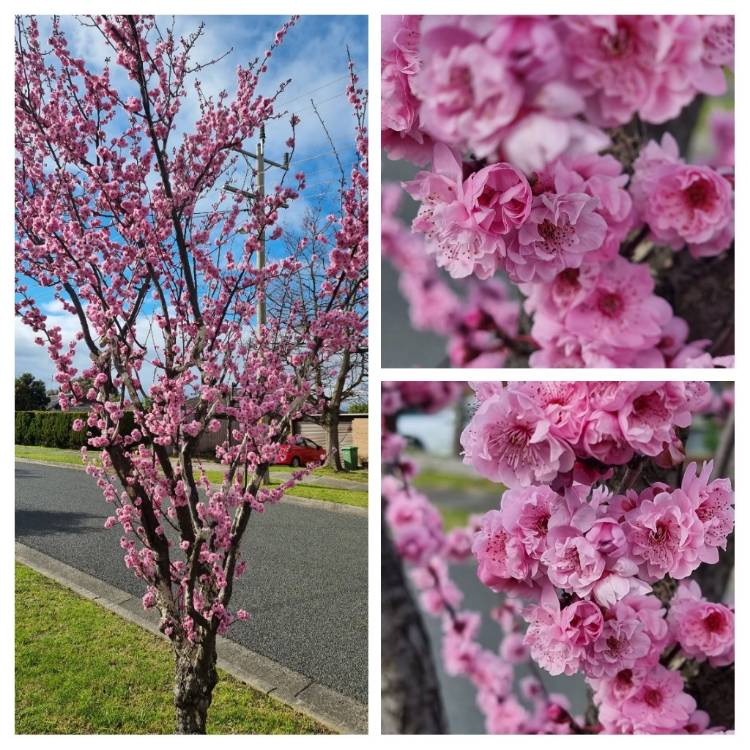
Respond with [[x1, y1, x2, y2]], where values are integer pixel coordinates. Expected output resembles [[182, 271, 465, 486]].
[[224, 124, 289, 335], [224, 127, 289, 484], [256, 129, 266, 331]]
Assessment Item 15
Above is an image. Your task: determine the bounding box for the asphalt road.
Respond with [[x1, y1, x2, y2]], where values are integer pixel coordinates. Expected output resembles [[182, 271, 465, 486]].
[[15, 461, 368, 703]]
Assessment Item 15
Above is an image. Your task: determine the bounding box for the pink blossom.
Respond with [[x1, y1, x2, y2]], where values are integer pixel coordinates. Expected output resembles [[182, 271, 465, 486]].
[[381, 16, 433, 163], [560, 599, 603, 647], [405, 145, 530, 279], [582, 597, 655, 678], [618, 382, 692, 457], [461, 387, 574, 488], [442, 611, 481, 676], [541, 527, 605, 597], [668, 580, 734, 667], [480, 693, 529, 734], [618, 664, 697, 733], [500, 484, 561, 558], [514, 381, 589, 442], [535, 152, 634, 262], [562, 257, 673, 357], [523, 586, 584, 676], [631, 134, 733, 258], [595, 665, 697, 733], [504, 192, 606, 283], [500, 632, 530, 664], [558, 16, 728, 127], [680, 460, 734, 554], [447, 280, 521, 368], [472, 510, 536, 593], [625, 488, 706, 581], [385, 491, 444, 566], [413, 30, 523, 158], [578, 411, 634, 465]]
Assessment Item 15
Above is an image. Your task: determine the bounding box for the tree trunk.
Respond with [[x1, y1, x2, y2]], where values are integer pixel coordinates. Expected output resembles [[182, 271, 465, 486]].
[[324, 406, 344, 471], [381, 502, 447, 734], [173, 634, 218, 734]]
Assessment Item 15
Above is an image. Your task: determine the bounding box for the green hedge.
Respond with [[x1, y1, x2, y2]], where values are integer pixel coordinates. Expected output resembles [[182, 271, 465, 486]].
[[15, 411, 135, 449]]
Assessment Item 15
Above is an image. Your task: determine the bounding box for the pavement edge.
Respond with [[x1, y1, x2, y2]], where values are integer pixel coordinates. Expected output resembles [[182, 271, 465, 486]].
[[15, 542, 368, 735]]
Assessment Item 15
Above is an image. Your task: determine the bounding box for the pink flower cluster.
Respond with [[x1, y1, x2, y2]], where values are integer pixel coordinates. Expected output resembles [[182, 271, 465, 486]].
[[383, 380, 734, 734], [472, 457, 733, 601], [668, 580, 734, 667], [461, 381, 711, 488], [382, 380, 465, 416], [383, 15, 732, 164], [382, 15, 734, 369], [592, 665, 699, 734], [558, 16, 733, 127]]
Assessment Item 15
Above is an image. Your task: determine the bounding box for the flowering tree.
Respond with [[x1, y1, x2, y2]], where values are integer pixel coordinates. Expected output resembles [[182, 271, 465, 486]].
[[382, 15, 734, 367], [275, 204, 368, 470], [382, 381, 734, 734], [16, 15, 367, 733]]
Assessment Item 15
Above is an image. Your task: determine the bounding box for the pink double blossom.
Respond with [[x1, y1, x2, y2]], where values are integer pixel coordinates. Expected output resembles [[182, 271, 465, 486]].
[[461, 387, 575, 488], [595, 664, 697, 733], [668, 580, 734, 667], [624, 488, 707, 581], [405, 144, 531, 279], [631, 133, 733, 258], [504, 192, 606, 283]]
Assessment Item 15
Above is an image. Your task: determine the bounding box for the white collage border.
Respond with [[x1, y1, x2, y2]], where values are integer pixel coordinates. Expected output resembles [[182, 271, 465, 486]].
[[1, 0, 745, 746]]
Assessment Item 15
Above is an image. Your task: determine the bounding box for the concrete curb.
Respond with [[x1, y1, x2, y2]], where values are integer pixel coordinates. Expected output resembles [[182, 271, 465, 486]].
[[15, 458, 367, 517], [15, 542, 368, 735]]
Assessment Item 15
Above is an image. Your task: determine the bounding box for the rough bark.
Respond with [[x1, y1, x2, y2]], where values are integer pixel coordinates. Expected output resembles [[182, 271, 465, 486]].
[[381, 501, 447, 734], [323, 406, 344, 471], [684, 662, 735, 730], [173, 635, 218, 734], [322, 348, 351, 471], [654, 248, 734, 356]]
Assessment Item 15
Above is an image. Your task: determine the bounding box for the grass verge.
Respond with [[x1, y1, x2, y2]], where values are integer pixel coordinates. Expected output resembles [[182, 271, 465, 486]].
[[15, 445, 367, 508], [439, 507, 475, 531], [15, 563, 330, 735], [413, 467, 501, 495]]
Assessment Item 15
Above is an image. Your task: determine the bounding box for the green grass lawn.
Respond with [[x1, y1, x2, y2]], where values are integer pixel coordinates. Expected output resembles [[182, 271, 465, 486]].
[[15, 445, 367, 508], [15, 563, 330, 735], [15, 444, 89, 466], [413, 467, 501, 495], [439, 507, 475, 531], [268, 481, 368, 508]]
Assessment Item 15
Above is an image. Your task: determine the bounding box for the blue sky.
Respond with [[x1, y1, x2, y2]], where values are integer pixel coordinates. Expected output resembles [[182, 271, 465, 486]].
[[16, 14, 368, 386]]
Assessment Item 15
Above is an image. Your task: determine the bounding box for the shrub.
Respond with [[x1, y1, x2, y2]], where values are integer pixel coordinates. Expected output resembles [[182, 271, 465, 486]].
[[15, 410, 136, 449]]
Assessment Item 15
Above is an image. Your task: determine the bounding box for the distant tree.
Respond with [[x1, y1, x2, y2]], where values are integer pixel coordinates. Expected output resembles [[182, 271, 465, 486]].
[[15, 372, 49, 411], [347, 401, 368, 414]]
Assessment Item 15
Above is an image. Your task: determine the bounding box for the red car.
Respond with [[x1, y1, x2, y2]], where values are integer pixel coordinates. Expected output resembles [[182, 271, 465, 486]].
[[276, 436, 326, 467]]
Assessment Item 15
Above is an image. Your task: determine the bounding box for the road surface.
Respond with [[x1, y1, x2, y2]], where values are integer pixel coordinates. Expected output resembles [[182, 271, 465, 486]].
[[15, 461, 368, 703]]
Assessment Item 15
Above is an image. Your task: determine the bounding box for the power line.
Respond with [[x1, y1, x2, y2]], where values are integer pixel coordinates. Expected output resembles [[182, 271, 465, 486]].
[[289, 149, 337, 165], [279, 74, 349, 106], [292, 92, 348, 115], [277, 66, 369, 107]]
